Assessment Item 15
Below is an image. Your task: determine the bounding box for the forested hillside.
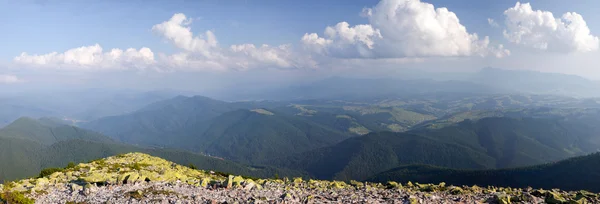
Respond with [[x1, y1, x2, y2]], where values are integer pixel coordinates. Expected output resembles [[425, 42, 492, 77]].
[[0, 117, 113, 145], [198, 109, 351, 163], [266, 132, 495, 181], [0, 117, 305, 183], [369, 152, 600, 192], [266, 116, 600, 181]]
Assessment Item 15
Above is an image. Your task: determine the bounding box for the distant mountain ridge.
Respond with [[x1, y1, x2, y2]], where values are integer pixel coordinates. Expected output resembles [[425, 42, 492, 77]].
[[0, 117, 114, 145], [82, 96, 354, 163], [369, 152, 600, 192], [0, 117, 305, 183], [266, 116, 600, 181]]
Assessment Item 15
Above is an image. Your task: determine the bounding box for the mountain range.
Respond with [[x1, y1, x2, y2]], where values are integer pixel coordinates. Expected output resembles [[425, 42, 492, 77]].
[[0, 117, 304, 183]]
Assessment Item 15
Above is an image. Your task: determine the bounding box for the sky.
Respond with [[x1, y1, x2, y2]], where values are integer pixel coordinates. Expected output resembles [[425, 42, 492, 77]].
[[1, 0, 600, 92]]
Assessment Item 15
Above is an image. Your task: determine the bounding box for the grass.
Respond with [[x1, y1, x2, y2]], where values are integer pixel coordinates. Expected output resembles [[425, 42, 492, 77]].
[[0, 191, 35, 204], [38, 168, 63, 178]]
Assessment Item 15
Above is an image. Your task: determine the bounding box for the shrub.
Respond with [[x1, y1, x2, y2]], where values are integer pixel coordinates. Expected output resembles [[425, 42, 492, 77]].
[[188, 163, 198, 170], [0, 191, 35, 204], [38, 168, 63, 178], [66, 162, 76, 169]]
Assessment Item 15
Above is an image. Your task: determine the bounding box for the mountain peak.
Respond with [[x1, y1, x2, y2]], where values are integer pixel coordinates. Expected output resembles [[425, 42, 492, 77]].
[[2, 153, 598, 203]]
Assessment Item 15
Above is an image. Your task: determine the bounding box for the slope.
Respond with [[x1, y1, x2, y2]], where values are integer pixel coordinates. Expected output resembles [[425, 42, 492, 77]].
[[0, 137, 44, 182], [4, 153, 599, 204], [0, 117, 114, 145], [413, 117, 600, 168], [266, 131, 495, 181], [369, 152, 600, 192], [198, 109, 351, 163], [267, 115, 600, 181], [0, 117, 306, 183], [81, 95, 243, 150]]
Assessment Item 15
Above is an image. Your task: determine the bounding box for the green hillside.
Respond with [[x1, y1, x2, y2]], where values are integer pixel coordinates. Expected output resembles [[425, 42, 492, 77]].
[[414, 117, 600, 168], [83, 96, 355, 163], [199, 109, 352, 163], [369, 152, 600, 192], [81, 95, 239, 150], [80, 96, 288, 151], [0, 117, 306, 183], [0, 117, 114, 145], [266, 131, 495, 181], [40, 140, 305, 180], [0, 137, 44, 182], [267, 116, 600, 181]]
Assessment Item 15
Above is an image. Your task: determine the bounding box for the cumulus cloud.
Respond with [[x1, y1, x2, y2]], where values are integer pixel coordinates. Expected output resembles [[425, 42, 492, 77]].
[[14, 13, 307, 72], [14, 44, 155, 70], [302, 0, 509, 58], [152, 13, 219, 58], [153, 13, 312, 71], [502, 2, 599, 53], [0, 75, 22, 84]]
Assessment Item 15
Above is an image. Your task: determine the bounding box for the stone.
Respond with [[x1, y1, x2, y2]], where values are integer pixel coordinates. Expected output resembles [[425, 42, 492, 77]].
[[386, 181, 401, 189], [83, 183, 97, 196], [232, 176, 244, 186], [35, 178, 49, 187], [70, 183, 83, 195], [227, 175, 234, 189], [450, 187, 463, 195], [546, 192, 567, 204], [494, 193, 511, 204], [531, 189, 547, 197], [243, 181, 256, 191], [200, 178, 211, 188]]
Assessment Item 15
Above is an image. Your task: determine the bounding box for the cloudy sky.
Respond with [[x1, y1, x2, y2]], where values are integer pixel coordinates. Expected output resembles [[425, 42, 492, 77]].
[[1, 0, 599, 92]]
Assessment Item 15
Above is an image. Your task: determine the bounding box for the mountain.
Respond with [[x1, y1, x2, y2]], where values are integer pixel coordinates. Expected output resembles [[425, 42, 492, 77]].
[[197, 109, 351, 163], [273, 104, 437, 133], [83, 96, 353, 163], [413, 117, 600, 168], [471, 67, 600, 97], [266, 131, 495, 181], [0, 137, 44, 182], [81, 95, 240, 149], [0, 117, 114, 145], [369, 152, 600, 192], [0, 89, 179, 127], [0, 117, 305, 183], [265, 77, 507, 100], [213, 68, 600, 101], [267, 116, 600, 181], [6, 153, 597, 203]]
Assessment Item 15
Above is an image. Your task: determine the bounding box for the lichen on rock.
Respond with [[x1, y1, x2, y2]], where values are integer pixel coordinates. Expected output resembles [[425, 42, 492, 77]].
[[2, 152, 600, 204]]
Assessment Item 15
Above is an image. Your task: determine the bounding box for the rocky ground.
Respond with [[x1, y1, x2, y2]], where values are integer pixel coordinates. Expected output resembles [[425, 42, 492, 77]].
[[1, 153, 599, 204]]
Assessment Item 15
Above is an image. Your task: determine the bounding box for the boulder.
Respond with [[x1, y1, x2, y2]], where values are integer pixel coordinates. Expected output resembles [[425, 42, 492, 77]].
[[545, 192, 567, 204], [493, 193, 511, 204], [69, 183, 83, 195], [200, 178, 211, 188], [83, 183, 97, 196]]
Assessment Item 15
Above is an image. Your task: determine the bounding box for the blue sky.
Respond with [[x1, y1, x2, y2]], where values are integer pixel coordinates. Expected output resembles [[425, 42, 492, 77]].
[[1, 0, 600, 90]]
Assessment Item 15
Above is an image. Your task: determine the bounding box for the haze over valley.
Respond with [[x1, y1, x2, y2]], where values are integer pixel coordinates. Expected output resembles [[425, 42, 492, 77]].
[[2, 0, 600, 203]]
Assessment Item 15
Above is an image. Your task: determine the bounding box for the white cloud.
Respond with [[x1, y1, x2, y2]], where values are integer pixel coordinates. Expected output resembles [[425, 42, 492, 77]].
[[14, 44, 155, 71], [302, 22, 382, 58], [488, 18, 500, 28], [302, 0, 509, 58], [502, 2, 599, 53], [0, 74, 22, 84], [14, 13, 307, 72], [153, 13, 312, 71], [152, 13, 219, 58]]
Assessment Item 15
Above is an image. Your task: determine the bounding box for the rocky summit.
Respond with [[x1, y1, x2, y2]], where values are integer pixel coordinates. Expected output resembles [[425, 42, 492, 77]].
[[0, 153, 598, 204]]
